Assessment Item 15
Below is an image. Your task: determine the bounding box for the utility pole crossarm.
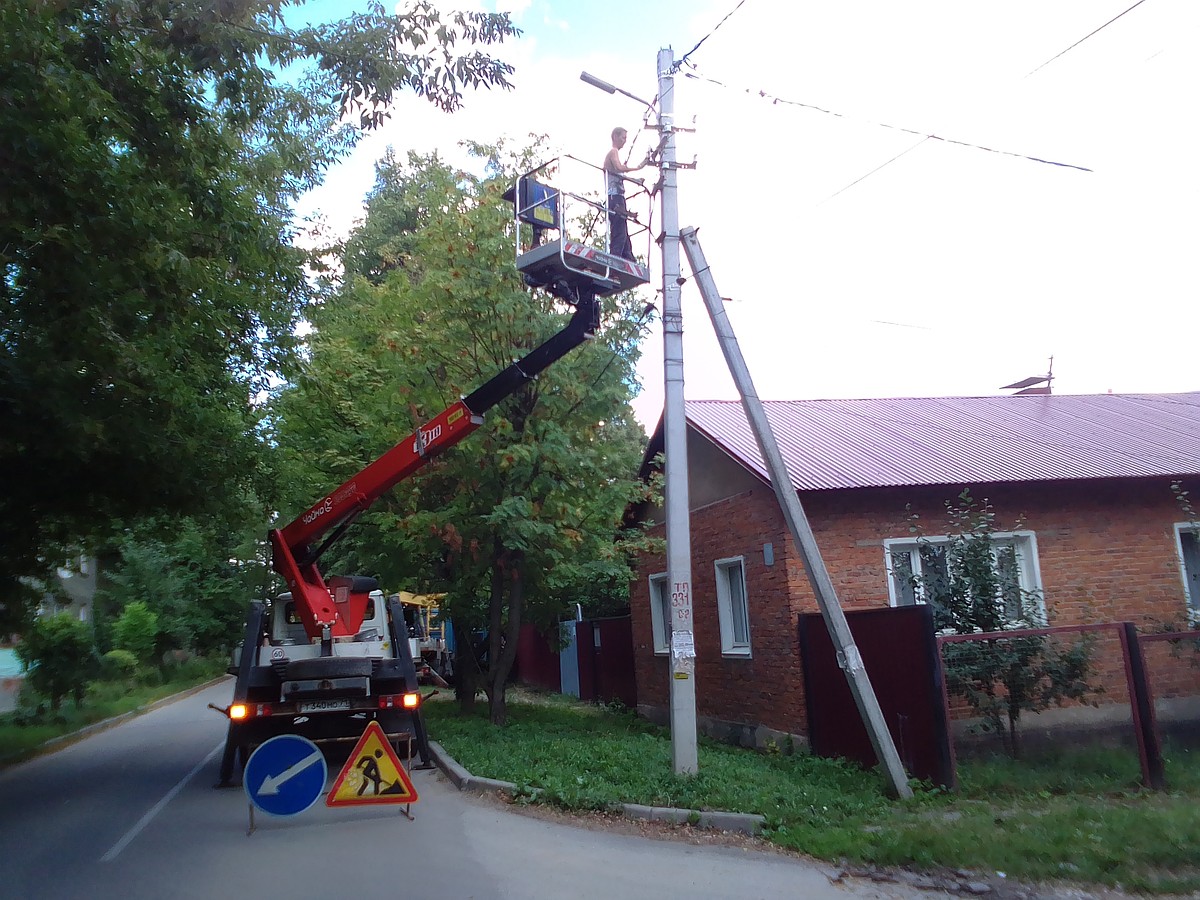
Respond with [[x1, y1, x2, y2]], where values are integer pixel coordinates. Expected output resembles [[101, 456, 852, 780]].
[[679, 226, 913, 800]]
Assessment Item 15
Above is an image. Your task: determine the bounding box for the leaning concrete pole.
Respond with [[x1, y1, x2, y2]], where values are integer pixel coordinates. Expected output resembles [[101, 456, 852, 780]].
[[658, 48, 699, 775], [679, 226, 912, 799]]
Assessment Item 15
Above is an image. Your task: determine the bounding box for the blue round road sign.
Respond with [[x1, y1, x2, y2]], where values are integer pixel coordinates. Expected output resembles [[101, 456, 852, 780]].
[[244, 734, 328, 817]]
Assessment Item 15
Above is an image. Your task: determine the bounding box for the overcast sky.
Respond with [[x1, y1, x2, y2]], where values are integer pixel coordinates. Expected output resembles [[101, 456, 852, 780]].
[[294, 0, 1200, 429]]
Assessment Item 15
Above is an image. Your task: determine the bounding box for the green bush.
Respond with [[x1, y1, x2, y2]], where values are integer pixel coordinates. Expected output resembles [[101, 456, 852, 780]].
[[112, 601, 159, 665], [101, 649, 138, 680], [14, 614, 97, 712], [134, 666, 163, 687]]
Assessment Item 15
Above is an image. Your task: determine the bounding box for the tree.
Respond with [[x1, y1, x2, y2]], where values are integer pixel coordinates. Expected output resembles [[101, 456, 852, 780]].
[[95, 515, 272, 658], [15, 614, 97, 713], [909, 490, 1095, 758], [111, 601, 160, 666], [272, 141, 656, 724], [0, 1, 518, 619]]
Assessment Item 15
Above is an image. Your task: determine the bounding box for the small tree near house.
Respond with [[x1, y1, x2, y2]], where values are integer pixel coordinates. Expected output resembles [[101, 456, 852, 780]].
[[906, 490, 1096, 758]]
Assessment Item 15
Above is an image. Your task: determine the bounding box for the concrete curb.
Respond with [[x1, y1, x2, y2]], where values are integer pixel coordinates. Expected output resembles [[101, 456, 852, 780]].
[[428, 740, 765, 836], [0, 674, 232, 767]]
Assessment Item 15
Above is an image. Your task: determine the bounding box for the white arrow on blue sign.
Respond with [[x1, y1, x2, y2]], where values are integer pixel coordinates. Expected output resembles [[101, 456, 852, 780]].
[[244, 734, 328, 817]]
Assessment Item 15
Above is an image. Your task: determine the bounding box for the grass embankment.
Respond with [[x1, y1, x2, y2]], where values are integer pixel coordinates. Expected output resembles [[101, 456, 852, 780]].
[[424, 691, 1200, 894], [0, 659, 228, 766]]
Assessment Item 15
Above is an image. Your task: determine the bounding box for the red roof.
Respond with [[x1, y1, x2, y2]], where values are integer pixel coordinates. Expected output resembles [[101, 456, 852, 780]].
[[672, 393, 1200, 491]]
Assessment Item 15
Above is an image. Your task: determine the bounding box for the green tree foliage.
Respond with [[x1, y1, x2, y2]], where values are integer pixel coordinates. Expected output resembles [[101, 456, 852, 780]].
[[15, 614, 97, 712], [272, 140, 656, 723], [910, 491, 1095, 757], [0, 0, 518, 619], [95, 516, 272, 657], [112, 601, 160, 665]]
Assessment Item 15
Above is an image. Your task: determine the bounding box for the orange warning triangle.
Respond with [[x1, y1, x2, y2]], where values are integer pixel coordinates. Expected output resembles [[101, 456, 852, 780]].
[[326, 720, 419, 807]]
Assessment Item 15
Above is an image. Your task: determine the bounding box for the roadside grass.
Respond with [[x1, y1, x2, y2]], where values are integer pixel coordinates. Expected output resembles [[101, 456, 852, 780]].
[[0, 658, 228, 766], [423, 691, 1200, 894]]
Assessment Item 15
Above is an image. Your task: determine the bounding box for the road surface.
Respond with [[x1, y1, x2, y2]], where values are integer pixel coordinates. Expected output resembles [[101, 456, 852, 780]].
[[0, 680, 950, 899]]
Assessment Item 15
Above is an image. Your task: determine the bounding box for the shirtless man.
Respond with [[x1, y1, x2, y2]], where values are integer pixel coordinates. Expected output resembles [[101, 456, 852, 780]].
[[604, 127, 651, 260]]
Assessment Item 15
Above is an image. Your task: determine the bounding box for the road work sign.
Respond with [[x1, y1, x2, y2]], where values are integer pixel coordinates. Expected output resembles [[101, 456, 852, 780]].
[[326, 720, 419, 807], [244, 734, 327, 817]]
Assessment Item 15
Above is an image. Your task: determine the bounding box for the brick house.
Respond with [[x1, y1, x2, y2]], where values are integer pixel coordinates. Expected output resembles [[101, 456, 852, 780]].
[[631, 392, 1200, 748]]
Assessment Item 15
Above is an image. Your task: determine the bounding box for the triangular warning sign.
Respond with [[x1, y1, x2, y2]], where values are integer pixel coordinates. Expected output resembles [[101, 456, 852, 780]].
[[326, 720, 419, 807]]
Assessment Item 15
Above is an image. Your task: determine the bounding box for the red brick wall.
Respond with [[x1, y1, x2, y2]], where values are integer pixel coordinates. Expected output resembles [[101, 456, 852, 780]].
[[631, 476, 1198, 738]]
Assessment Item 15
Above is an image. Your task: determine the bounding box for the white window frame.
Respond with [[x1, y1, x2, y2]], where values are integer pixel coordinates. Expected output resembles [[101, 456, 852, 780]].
[[648, 573, 671, 655], [714, 556, 751, 657], [883, 530, 1045, 623], [1174, 523, 1200, 626]]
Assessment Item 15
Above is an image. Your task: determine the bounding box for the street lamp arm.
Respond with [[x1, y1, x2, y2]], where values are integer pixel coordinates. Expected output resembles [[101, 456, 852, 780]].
[[579, 71, 656, 111]]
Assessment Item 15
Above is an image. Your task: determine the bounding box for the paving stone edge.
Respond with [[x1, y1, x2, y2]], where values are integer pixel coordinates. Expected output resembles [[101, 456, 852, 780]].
[[428, 739, 765, 836]]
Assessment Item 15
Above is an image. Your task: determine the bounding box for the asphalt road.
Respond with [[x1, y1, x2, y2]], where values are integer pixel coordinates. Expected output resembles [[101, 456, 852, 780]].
[[0, 680, 949, 899]]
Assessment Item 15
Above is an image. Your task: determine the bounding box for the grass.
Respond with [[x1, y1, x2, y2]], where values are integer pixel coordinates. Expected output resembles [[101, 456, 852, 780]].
[[424, 690, 1200, 894], [0, 658, 227, 766]]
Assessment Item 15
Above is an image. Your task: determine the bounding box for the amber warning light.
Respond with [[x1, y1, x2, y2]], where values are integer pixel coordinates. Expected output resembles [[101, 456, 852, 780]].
[[378, 692, 421, 710]]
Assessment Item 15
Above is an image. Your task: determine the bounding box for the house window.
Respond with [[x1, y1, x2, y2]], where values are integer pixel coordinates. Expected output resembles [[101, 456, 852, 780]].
[[1175, 525, 1200, 624], [884, 532, 1044, 625], [714, 557, 751, 656], [649, 573, 671, 654]]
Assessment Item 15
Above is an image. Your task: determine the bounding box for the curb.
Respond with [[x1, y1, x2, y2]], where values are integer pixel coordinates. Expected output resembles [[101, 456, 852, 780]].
[[0, 674, 232, 767], [428, 740, 765, 836]]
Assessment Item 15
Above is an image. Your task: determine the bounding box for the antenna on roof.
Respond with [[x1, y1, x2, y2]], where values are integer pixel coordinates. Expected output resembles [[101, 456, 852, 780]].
[[1001, 356, 1054, 395]]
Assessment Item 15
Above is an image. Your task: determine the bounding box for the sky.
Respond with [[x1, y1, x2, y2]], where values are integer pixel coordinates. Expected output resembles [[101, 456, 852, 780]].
[[292, 0, 1200, 429]]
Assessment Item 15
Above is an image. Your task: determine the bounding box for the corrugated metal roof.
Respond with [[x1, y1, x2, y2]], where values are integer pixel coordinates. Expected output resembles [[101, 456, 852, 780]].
[[681, 393, 1200, 491]]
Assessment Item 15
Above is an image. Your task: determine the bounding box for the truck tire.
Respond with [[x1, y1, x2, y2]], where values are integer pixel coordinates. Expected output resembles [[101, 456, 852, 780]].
[[285, 657, 373, 680]]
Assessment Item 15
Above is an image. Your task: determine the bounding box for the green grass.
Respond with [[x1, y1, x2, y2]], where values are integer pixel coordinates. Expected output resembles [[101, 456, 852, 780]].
[[424, 691, 1200, 894], [0, 658, 227, 766]]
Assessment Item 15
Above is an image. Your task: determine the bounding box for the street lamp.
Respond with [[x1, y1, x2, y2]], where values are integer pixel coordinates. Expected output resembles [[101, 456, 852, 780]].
[[579, 71, 656, 112], [582, 54, 698, 776]]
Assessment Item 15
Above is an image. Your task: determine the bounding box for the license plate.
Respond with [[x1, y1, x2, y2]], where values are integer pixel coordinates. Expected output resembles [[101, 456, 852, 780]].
[[298, 698, 352, 714]]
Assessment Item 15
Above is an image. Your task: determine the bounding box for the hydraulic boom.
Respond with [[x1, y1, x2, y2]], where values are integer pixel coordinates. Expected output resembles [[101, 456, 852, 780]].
[[271, 293, 600, 643]]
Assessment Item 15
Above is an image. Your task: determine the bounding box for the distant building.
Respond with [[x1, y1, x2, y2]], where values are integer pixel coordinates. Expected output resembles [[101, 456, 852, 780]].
[[41, 555, 98, 623]]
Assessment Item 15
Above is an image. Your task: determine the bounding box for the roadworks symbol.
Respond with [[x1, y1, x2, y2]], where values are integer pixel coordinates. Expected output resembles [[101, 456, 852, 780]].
[[326, 720, 419, 807]]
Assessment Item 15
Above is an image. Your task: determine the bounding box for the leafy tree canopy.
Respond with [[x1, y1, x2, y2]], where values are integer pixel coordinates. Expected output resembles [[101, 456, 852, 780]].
[[271, 139, 657, 722], [0, 0, 518, 617]]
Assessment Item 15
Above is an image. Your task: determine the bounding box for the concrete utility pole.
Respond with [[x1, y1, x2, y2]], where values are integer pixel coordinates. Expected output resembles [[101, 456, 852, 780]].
[[679, 228, 912, 799], [657, 47, 699, 775]]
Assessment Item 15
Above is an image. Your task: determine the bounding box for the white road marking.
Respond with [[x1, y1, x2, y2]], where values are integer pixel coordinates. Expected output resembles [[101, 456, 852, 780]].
[[100, 741, 224, 863]]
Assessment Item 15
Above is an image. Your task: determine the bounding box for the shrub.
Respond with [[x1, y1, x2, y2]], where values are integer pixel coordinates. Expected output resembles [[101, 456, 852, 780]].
[[912, 490, 1096, 758], [14, 613, 97, 711], [101, 649, 138, 680], [112, 601, 159, 665]]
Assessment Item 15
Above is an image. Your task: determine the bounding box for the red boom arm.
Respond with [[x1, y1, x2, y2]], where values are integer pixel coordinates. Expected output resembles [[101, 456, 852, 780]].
[[271, 294, 599, 641]]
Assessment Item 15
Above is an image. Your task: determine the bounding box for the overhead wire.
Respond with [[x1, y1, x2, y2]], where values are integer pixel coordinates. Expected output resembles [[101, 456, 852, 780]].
[[672, 0, 749, 73], [1026, 0, 1150, 76], [682, 66, 1093, 173], [819, 137, 931, 204]]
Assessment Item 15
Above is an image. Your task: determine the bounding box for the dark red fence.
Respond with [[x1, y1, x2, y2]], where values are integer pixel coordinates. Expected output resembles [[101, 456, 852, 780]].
[[516, 616, 636, 708]]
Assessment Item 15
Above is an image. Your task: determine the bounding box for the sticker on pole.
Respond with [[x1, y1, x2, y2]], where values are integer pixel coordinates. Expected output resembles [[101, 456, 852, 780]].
[[326, 721, 418, 807]]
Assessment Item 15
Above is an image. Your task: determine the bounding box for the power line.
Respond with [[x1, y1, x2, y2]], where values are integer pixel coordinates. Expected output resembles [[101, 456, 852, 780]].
[[673, 0, 749, 72], [820, 137, 930, 204], [1026, 0, 1150, 77], [682, 67, 1093, 173]]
